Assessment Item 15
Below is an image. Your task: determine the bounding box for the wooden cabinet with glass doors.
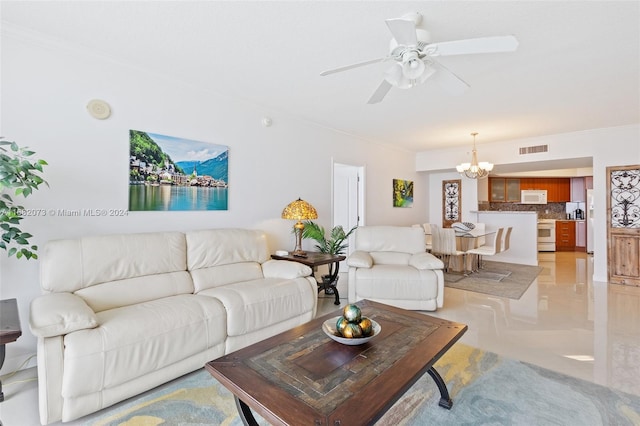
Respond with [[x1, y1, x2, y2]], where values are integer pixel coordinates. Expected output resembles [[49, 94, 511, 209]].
[[489, 178, 520, 202]]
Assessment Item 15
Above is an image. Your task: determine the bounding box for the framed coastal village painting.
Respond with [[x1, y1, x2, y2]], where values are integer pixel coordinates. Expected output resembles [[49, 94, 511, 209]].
[[129, 130, 229, 211], [393, 179, 414, 208]]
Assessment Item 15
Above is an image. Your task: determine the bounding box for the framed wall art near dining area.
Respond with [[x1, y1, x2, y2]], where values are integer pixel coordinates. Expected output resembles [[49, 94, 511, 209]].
[[442, 179, 461, 228]]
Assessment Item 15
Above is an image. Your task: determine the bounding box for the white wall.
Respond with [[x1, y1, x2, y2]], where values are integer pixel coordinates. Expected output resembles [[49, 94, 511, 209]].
[[0, 28, 428, 372], [418, 125, 640, 283]]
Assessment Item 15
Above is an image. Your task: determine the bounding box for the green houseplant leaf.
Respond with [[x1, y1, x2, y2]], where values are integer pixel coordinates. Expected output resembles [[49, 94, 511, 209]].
[[0, 138, 48, 260], [301, 220, 357, 278]]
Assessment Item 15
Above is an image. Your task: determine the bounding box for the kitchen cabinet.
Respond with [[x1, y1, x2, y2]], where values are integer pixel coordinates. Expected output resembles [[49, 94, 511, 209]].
[[556, 178, 571, 202], [490, 178, 505, 202], [575, 220, 586, 251], [506, 179, 520, 202], [512, 177, 570, 202], [544, 178, 559, 202], [556, 220, 576, 251], [571, 177, 586, 202], [519, 178, 536, 191], [489, 178, 520, 202]]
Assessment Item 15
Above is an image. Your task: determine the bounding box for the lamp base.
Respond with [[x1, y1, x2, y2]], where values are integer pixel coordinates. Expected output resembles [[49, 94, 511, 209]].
[[291, 250, 308, 258]]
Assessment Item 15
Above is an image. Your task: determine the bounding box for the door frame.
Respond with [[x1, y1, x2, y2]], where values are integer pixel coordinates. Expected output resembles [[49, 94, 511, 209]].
[[331, 160, 365, 258]]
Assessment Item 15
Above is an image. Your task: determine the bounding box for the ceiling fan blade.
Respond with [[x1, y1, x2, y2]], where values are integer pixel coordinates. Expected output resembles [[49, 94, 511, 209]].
[[430, 61, 470, 95], [385, 18, 418, 46], [367, 80, 393, 104], [426, 35, 519, 56], [320, 57, 388, 76]]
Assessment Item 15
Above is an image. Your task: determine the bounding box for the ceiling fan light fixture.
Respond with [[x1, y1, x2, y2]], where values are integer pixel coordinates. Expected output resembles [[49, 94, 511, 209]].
[[401, 51, 425, 79], [456, 132, 493, 179], [384, 63, 413, 89]]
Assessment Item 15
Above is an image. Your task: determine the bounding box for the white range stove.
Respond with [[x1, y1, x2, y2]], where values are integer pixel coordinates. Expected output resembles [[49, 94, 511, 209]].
[[537, 219, 557, 252]]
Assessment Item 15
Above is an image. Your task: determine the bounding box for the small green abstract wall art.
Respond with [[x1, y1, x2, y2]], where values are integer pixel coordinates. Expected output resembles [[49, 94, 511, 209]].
[[393, 179, 414, 208]]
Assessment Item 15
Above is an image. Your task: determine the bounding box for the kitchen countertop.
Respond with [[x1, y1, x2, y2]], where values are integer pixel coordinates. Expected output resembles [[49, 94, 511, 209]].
[[471, 211, 537, 214]]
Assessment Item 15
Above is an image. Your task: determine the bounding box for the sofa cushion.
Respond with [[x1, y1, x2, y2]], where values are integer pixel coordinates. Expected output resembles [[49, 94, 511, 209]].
[[370, 252, 411, 265], [352, 265, 439, 300], [197, 277, 315, 337], [41, 232, 187, 293], [60, 294, 226, 398], [74, 271, 194, 313], [186, 229, 270, 271], [354, 226, 425, 254], [190, 262, 264, 292]]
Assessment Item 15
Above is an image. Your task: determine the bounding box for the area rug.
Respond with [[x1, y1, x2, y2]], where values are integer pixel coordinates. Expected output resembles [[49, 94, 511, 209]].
[[81, 344, 640, 426], [444, 260, 543, 300]]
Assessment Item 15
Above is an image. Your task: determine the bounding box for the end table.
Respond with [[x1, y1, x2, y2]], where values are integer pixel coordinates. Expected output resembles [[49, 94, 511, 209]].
[[271, 252, 346, 305], [0, 299, 22, 402]]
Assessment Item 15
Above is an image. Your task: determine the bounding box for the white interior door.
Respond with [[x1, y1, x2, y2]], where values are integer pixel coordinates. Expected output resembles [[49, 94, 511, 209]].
[[332, 162, 363, 258]]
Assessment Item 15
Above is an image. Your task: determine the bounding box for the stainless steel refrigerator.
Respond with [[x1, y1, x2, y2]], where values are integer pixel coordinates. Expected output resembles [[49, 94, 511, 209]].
[[586, 189, 594, 253]]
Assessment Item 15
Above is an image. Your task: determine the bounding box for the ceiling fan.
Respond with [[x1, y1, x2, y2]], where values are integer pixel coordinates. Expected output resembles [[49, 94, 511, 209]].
[[320, 12, 519, 104]]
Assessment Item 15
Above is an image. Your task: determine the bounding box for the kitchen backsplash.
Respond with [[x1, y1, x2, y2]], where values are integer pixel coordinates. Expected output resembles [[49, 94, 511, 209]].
[[479, 202, 571, 220]]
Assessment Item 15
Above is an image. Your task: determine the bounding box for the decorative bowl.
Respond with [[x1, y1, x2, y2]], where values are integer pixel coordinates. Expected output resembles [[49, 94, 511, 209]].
[[322, 316, 381, 345]]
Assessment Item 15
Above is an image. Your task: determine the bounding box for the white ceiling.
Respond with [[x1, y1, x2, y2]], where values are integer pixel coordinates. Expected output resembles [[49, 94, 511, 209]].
[[3, 1, 639, 152]]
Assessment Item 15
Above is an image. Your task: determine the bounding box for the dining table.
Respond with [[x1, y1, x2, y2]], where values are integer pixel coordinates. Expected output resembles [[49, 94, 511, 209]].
[[453, 229, 496, 274]]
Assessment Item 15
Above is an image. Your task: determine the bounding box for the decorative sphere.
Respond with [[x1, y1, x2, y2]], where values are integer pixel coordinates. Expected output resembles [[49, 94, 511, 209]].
[[336, 317, 349, 334], [341, 322, 363, 338], [359, 317, 373, 336], [342, 304, 362, 323]]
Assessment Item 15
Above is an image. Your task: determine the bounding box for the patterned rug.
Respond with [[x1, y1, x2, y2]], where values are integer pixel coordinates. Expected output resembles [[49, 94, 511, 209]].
[[444, 260, 543, 299], [81, 344, 640, 426]]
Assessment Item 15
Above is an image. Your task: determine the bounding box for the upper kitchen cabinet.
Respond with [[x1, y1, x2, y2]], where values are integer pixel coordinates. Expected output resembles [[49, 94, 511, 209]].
[[556, 178, 571, 202], [519, 177, 570, 202], [489, 178, 520, 202], [506, 179, 520, 202], [571, 177, 586, 201], [519, 178, 537, 191], [543, 178, 559, 202]]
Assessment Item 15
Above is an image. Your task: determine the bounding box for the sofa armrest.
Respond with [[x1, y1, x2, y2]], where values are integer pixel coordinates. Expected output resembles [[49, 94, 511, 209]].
[[409, 252, 445, 270], [347, 251, 373, 268], [29, 293, 98, 338], [262, 259, 312, 279]]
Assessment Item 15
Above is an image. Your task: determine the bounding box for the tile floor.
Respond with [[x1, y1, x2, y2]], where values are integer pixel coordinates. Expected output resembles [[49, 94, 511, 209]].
[[1, 252, 639, 425]]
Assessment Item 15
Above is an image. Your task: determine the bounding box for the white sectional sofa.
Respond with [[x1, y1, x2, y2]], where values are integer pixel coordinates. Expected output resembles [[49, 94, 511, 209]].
[[28, 228, 317, 424], [347, 226, 445, 311]]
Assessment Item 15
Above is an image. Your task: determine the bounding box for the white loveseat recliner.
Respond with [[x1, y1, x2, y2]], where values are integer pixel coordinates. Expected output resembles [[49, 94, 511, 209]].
[[29, 228, 317, 424], [347, 226, 445, 311]]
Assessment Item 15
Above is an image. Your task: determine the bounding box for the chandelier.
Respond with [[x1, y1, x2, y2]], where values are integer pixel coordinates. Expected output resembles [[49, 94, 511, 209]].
[[456, 132, 494, 179]]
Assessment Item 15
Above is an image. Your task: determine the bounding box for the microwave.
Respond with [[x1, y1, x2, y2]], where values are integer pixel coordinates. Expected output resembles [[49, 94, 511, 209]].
[[521, 189, 548, 204]]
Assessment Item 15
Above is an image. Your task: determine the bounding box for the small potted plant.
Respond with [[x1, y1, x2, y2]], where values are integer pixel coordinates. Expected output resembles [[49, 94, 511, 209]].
[[0, 139, 48, 259], [301, 221, 357, 290]]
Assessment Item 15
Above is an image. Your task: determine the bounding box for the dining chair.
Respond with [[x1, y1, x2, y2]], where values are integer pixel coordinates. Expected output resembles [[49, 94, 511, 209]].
[[471, 222, 486, 247], [422, 223, 433, 252], [501, 226, 513, 252], [430, 225, 466, 273], [466, 227, 504, 271]]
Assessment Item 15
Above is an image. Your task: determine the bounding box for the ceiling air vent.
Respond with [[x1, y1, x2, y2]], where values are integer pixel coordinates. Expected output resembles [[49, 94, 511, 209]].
[[519, 144, 548, 155]]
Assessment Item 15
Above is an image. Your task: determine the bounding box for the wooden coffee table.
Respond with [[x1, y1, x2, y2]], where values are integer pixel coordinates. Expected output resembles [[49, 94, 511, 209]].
[[205, 300, 467, 425]]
